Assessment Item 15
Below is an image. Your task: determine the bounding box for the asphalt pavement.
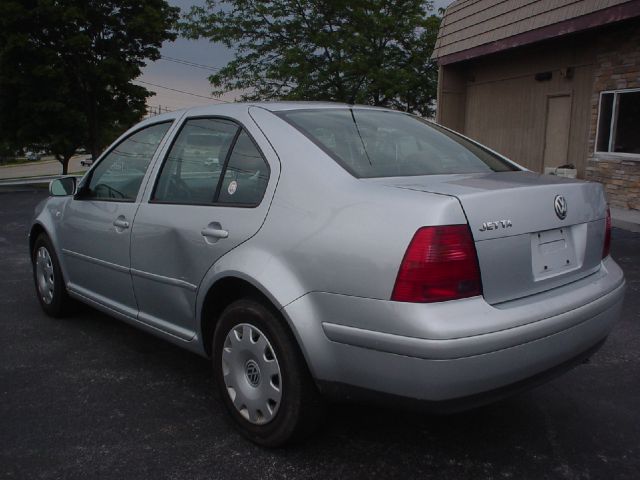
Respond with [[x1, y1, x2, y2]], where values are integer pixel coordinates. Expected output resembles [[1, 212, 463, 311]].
[[1, 187, 639, 480]]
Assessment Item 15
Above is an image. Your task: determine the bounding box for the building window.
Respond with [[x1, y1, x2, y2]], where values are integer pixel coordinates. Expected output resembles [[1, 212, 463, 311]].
[[596, 89, 640, 156]]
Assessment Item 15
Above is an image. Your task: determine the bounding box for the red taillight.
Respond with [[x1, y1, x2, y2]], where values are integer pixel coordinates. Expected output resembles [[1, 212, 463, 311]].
[[391, 225, 482, 303], [603, 207, 611, 259]]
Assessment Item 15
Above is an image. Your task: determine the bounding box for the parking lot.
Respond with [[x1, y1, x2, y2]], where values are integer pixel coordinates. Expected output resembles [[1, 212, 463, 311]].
[[1, 186, 639, 480]]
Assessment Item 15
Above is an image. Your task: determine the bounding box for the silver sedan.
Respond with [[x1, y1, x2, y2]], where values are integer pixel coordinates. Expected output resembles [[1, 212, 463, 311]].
[[30, 102, 625, 446]]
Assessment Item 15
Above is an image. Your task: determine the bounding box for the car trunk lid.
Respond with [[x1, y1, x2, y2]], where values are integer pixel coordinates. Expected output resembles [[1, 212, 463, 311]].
[[371, 171, 607, 304]]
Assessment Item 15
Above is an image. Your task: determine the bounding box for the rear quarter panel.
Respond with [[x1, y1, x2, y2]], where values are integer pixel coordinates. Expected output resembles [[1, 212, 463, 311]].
[[197, 107, 469, 312]]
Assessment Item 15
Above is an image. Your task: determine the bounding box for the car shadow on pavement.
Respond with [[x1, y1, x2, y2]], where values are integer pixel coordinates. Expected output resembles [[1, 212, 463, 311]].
[[56, 302, 599, 476]]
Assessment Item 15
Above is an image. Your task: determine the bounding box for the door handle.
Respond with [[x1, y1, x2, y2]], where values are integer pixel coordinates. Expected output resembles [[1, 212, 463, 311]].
[[113, 217, 130, 229], [201, 226, 229, 239], [201, 222, 228, 243]]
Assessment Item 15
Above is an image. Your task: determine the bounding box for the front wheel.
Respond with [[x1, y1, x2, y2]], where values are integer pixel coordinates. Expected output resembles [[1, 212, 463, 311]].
[[32, 233, 74, 317], [212, 298, 325, 447]]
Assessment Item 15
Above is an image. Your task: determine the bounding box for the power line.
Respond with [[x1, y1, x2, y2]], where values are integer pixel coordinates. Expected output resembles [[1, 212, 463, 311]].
[[134, 79, 230, 103], [160, 55, 222, 72]]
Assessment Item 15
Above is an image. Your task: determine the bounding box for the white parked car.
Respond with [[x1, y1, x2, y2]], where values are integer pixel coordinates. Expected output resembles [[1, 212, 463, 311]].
[[25, 151, 41, 161]]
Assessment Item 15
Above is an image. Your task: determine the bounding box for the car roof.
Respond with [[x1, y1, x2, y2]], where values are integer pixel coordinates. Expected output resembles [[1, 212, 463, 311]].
[[132, 101, 397, 131], [248, 101, 354, 111], [163, 101, 390, 116]]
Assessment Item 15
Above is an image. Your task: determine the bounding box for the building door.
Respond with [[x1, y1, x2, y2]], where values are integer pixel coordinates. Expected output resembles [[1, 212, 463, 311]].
[[543, 95, 572, 170]]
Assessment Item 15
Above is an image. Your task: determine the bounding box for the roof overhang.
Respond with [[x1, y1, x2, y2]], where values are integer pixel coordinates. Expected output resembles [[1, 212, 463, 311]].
[[435, 1, 640, 66]]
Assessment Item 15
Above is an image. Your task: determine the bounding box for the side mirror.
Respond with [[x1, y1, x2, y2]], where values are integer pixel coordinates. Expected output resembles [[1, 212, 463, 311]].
[[49, 177, 77, 196]]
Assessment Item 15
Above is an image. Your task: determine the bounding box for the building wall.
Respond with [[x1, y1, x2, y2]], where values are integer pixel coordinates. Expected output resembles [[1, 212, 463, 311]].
[[584, 20, 640, 210], [464, 37, 595, 176], [436, 65, 466, 133], [436, 19, 640, 210], [438, 33, 596, 176]]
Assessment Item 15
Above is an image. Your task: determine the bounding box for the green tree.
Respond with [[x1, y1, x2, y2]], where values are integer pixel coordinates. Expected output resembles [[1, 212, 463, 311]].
[[181, 0, 440, 117], [0, 0, 179, 174]]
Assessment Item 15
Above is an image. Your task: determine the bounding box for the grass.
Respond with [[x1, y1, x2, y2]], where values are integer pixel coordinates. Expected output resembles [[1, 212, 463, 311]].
[[0, 158, 57, 168], [0, 171, 84, 182], [0, 158, 36, 167]]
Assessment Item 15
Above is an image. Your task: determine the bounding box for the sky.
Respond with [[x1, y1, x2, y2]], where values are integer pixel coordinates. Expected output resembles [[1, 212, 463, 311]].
[[138, 0, 455, 112]]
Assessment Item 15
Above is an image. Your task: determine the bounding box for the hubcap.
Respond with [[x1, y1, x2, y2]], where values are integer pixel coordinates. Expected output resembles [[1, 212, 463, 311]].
[[35, 247, 55, 304], [221, 323, 282, 425]]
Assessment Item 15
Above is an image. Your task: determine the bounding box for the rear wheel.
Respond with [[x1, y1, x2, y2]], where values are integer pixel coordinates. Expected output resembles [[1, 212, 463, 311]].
[[32, 233, 74, 317], [212, 298, 324, 447]]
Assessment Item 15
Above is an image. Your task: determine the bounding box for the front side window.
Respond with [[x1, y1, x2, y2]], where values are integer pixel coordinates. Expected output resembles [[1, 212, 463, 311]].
[[278, 109, 518, 178], [596, 89, 640, 155], [83, 122, 171, 201]]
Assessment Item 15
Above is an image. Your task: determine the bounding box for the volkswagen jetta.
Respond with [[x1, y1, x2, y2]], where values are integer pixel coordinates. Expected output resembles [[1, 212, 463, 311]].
[[30, 103, 625, 446]]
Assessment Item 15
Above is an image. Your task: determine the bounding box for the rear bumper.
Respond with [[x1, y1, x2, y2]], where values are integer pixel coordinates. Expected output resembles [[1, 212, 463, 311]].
[[316, 338, 607, 413], [283, 257, 625, 403]]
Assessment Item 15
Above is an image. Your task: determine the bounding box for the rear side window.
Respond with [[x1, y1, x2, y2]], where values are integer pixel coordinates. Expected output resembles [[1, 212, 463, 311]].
[[218, 131, 269, 205], [83, 122, 171, 201], [152, 118, 270, 206], [153, 118, 238, 204], [278, 109, 518, 178]]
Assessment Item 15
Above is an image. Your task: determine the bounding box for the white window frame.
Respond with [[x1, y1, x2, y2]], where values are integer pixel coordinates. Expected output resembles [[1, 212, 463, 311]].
[[595, 87, 640, 159]]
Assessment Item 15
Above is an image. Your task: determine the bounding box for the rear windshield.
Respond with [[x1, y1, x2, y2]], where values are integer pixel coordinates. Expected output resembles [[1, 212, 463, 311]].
[[277, 108, 519, 178]]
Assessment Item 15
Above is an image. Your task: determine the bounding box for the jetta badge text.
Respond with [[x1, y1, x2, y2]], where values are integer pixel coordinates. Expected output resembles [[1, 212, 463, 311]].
[[554, 195, 568, 220], [479, 220, 513, 232]]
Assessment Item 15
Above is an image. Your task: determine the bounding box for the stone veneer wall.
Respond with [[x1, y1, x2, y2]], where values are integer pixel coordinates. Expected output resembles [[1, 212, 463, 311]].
[[585, 20, 640, 211]]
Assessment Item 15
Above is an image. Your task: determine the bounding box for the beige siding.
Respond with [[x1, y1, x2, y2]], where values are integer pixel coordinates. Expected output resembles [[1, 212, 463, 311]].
[[438, 33, 596, 176], [433, 0, 633, 59], [436, 66, 467, 131]]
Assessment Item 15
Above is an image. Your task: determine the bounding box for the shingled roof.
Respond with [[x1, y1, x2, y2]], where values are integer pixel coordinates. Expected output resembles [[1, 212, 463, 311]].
[[432, 0, 640, 64]]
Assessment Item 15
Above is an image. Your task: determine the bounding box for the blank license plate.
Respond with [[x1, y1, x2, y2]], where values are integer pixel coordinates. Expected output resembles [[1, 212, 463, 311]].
[[531, 227, 577, 280]]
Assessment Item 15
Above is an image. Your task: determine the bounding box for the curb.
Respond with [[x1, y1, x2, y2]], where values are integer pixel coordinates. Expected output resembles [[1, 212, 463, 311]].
[[610, 207, 640, 234], [612, 218, 640, 233]]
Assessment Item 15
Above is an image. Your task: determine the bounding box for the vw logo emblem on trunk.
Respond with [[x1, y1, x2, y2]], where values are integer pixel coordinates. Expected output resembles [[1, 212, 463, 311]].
[[554, 195, 568, 220]]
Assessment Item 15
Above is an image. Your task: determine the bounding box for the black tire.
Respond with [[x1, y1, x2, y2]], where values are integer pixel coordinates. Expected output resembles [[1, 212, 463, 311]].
[[31, 233, 74, 317], [212, 298, 325, 447]]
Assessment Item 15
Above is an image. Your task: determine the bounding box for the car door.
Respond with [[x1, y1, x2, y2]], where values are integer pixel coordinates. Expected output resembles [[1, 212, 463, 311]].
[[129, 116, 277, 339], [59, 121, 173, 318]]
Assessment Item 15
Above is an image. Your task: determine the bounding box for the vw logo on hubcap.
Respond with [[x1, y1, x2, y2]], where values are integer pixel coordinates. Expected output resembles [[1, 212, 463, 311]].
[[245, 360, 261, 387], [554, 195, 568, 220]]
